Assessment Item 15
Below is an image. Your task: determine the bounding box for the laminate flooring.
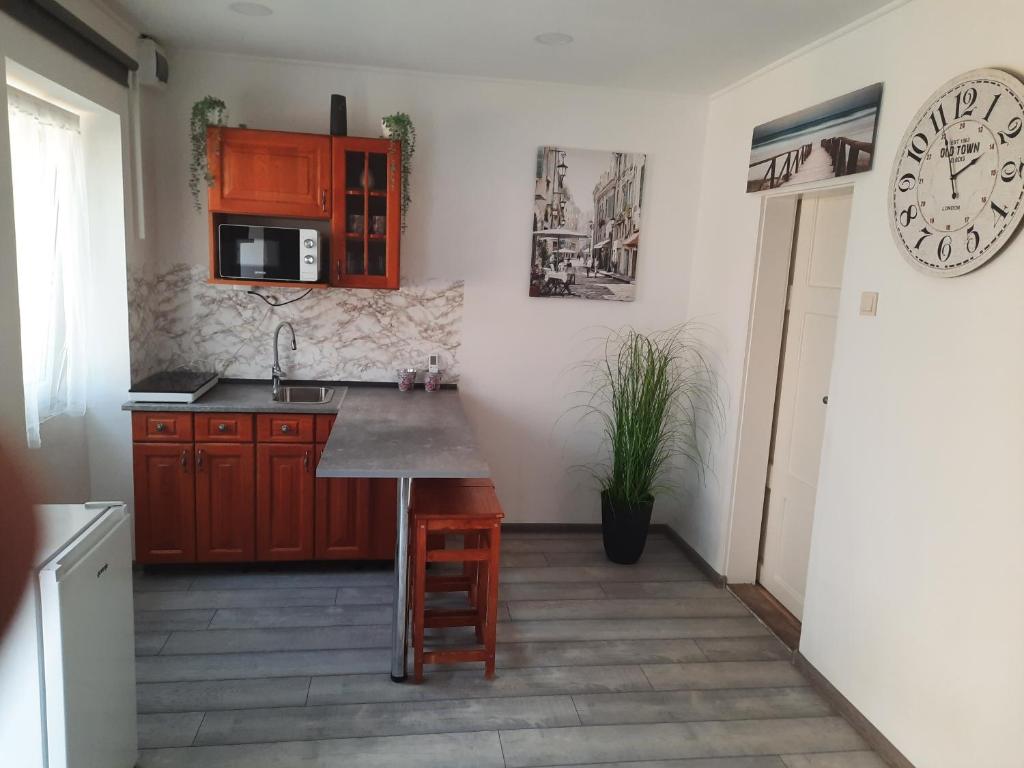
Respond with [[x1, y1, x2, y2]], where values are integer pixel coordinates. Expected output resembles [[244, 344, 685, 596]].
[[132, 531, 887, 768]]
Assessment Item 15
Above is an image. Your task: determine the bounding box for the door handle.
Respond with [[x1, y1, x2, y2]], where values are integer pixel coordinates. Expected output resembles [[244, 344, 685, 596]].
[[196, 449, 204, 470], [281, 424, 291, 433], [217, 422, 228, 432], [321, 189, 327, 211], [155, 422, 166, 432], [822, 395, 829, 405], [180, 449, 189, 472], [304, 450, 310, 471]]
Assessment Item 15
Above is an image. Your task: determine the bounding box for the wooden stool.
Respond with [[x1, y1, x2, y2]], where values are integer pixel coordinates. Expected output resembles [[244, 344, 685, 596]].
[[409, 478, 503, 682]]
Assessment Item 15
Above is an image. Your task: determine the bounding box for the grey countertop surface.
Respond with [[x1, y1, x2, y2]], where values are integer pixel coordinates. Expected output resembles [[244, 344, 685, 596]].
[[121, 381, 347, 414], [317, 388, 490, 479]]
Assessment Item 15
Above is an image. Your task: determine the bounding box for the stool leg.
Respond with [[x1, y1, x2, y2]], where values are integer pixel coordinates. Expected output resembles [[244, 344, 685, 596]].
[[464, 532, 479, 609], [412, 520, 428, 683], [484, 523, 501, 679]]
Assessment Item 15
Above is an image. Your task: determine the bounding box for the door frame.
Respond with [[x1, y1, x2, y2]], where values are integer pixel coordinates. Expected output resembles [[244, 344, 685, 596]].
[[724, 183, 854, 584]]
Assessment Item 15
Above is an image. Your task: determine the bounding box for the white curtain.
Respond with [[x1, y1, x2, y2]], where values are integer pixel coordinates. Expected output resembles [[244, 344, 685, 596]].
[[7, 87, 90, 448]]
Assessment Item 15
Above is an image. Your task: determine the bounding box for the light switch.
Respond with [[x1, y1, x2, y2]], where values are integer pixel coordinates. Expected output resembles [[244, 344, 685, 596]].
[[859, 291, 878, 316]]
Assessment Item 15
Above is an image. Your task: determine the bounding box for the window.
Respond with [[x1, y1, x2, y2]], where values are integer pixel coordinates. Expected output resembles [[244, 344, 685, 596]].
[[7, 87, 89, 448]]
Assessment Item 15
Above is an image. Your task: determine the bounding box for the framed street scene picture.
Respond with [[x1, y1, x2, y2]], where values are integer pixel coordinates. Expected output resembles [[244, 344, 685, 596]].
[[531, 146, 645, 301], [747, 82, 883, 193]]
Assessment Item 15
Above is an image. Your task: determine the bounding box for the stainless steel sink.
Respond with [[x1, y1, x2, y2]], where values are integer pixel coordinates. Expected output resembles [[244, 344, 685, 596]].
[[274, 385, 335, 404]]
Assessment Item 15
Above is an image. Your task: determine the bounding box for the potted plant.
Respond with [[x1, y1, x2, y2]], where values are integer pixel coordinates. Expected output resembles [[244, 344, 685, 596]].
[[581, 326, 720, 564], [381, 112, 415, 232], [189, 96, 228, 211]]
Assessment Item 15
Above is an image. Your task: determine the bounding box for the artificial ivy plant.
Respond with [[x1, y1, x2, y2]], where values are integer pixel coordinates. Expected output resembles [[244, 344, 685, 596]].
[[381, 112, 416, 232], [189, 96, 228, 211]]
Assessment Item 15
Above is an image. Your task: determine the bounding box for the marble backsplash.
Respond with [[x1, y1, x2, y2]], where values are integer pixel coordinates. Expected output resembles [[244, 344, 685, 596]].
[[128, 263, 463, 385]]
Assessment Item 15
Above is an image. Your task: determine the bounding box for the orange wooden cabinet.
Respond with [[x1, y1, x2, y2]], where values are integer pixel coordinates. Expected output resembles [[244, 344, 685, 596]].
[[133, 442, 196, 563], [256, 443, 315, 561], [207, 126, 331, 219], [314, 446, 371, 559], [195, 443, 256, 562], [330, 136, 401, 289]]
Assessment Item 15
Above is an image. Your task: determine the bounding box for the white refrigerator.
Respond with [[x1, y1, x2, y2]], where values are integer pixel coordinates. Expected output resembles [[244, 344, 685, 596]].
[[0, 502, 138, 768]]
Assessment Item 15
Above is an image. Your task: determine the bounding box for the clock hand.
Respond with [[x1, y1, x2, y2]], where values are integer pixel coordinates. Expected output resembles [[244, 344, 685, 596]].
[[942, 130, 959, 199], [951, 152, 987, 180]]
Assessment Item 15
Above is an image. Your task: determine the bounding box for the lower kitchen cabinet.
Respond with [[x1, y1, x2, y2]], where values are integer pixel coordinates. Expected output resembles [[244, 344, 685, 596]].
[[256, 443, 315, 561], [315, 446, 370, 558], [131, 409, 395, 564], [195, 443, 255, 561], [133, 443, 196, 563]]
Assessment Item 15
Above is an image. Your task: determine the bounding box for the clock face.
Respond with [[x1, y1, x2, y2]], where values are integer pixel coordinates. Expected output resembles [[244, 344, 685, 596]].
[[890, 68, 1024, 276]]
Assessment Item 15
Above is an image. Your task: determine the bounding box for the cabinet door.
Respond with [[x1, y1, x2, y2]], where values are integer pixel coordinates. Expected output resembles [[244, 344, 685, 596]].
[[208, 126, 331, 219], [256, 443, 315, 560], [195, 443, 255, 562], [367, 477, 398, 559], [133, 443, 195, 563], [330, 136, 401, 289], [314, 445, 370, 559]]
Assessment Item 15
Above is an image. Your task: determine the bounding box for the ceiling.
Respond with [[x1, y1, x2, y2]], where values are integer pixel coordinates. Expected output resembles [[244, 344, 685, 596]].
[[108, 0, 896, 94]]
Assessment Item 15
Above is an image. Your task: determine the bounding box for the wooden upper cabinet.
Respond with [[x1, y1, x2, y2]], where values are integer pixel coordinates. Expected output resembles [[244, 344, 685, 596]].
[[133, 443, 195, 563], [195, 443, 255, 562], [330, 136, 401, 289], [207, 126, 331, 219], [256, 443, 315, 561]]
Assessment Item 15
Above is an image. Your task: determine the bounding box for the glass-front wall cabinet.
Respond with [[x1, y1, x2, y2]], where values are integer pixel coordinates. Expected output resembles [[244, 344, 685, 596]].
[[331, 137, 401, 289]]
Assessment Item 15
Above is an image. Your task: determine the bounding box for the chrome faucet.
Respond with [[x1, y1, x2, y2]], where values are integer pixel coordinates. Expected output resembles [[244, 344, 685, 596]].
[[271, 322, 297, 401]]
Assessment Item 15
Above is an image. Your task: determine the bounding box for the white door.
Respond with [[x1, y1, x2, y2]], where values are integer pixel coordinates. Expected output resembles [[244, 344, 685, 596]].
[[759, 188, 851, 620]]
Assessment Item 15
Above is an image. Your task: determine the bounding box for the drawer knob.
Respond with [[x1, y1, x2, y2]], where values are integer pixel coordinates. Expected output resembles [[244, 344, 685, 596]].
[[155, 422, 166, 432], [280, 424, 291, 433], [217, 423, 228, 432]]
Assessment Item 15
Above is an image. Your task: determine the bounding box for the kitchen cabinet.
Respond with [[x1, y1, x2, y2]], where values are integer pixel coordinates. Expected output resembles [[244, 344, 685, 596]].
[[195, 443, 255, 561], [315, 447, 371, 559], [131, 408, 394, 564], [207, 126, 331, 219], [256, 443, 315, 561], [133, 442, 196, 563], [330, 136, 401, 289]]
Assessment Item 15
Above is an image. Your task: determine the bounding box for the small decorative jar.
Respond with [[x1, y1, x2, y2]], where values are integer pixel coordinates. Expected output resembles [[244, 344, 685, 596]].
[[397, 368, 417, 392], [424, 370, 443, 393]]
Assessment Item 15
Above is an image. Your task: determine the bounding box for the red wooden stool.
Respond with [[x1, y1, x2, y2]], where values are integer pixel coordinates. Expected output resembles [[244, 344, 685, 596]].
[[409, 478, 503, 682]]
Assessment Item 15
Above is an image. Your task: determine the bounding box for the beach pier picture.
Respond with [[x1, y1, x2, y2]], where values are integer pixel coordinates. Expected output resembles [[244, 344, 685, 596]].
[[530, 146, 645, 301], [747, 82, 883, 192]]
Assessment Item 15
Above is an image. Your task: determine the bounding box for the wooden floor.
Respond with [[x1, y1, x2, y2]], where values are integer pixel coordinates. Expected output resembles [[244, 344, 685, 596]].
[[132, 531, 887, 768]]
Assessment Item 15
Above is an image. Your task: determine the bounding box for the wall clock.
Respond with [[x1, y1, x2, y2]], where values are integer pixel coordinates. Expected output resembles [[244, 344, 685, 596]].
[[890, 68, 1024, 276]]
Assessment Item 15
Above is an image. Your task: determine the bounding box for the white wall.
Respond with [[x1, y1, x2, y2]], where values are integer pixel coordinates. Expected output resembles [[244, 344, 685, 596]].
[[688, 1, 1024, 765], [142, 49, 707, 526]]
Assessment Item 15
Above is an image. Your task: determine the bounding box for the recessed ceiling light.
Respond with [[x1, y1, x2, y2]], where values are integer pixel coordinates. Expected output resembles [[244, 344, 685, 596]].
[[534, 32, 573, 46], [229, 1, 273, 16]]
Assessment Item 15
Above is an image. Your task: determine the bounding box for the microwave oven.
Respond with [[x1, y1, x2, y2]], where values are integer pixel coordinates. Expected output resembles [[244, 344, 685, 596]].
[[217, 224, 321, 282]]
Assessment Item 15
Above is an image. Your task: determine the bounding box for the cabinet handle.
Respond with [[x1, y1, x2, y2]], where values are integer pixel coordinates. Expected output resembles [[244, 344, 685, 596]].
[[180, 449, 189, 472], [304, 450, 310, 471], [217, 423, 228, 433], [155, 422, 166, 432], [321, 189, 327, 212], [281, 424, 291, 433], [196, 449, 204, 470]]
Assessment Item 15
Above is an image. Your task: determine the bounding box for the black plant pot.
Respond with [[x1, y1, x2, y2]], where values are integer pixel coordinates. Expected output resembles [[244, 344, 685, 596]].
[[601, 491, 654, 564]]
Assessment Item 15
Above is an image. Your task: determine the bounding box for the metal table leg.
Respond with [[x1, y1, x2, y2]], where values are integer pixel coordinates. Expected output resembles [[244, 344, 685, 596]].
[[390, 476, 413, 682]]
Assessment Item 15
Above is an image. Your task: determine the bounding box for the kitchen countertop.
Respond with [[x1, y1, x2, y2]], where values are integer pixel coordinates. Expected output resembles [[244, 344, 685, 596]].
[[121, 381, 347, 414], [317, 388, 490, 479]]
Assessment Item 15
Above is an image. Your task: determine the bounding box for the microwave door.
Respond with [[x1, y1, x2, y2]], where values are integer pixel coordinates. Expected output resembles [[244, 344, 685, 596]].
[[237, 229, 263, 279], [262, 228, 300, 281]]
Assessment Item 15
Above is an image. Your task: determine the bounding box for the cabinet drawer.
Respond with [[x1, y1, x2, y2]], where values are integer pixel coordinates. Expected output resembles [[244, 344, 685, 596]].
[[132, 412, 193, 442], [257, 413, 316, 443], [195, 413, 254, 442], [315, 414, 337, 443]]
